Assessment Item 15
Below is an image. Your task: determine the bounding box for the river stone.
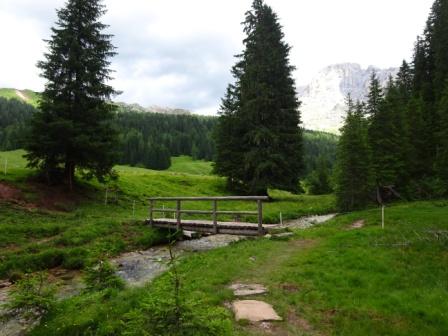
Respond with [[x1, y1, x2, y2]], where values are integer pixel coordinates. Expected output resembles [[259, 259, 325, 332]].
[[230, 283, 267, 296], [232, 300, 282, 322]]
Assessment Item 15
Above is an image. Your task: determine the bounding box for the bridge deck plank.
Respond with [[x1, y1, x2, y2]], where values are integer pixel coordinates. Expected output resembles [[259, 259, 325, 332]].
[[147, 218, 275, 236]]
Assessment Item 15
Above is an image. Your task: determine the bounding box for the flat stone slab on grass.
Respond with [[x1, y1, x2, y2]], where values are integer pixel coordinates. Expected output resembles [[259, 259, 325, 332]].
[[232, 300, 282, 322], [350, 219, 365, 229], [230, 283, 268, 296]]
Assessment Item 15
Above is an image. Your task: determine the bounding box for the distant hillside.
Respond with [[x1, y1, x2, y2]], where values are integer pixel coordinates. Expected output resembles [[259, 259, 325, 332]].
[[116, 102, 191, 115], [0, 88, 193, 116], [0, 88, 40, 107], [0, 88, 338, 175]]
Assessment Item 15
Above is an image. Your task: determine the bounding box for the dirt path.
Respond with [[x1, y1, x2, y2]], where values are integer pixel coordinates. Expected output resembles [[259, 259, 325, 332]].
[[14, 90, 29, 102]]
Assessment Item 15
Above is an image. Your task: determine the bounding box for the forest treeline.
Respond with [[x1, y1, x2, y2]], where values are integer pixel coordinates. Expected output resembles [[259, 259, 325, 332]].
[[0, 96, 337, 179], [335, 0, 448, 210]]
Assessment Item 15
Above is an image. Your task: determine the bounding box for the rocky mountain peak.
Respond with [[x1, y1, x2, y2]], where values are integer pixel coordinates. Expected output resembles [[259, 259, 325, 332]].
[[299, 63, 398, 133]]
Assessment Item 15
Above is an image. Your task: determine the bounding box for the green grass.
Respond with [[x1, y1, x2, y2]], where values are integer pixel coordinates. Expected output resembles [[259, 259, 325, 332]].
[[29, 200, 448, 335], [167, 156, 213, 175], [0, 149, 335, 279], [0, 88, 40, 107], [1, 149, 446, 335]]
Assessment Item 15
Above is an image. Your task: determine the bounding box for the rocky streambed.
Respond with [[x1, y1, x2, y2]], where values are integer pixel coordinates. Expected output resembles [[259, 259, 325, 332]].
[[0, 213, 336, 335]]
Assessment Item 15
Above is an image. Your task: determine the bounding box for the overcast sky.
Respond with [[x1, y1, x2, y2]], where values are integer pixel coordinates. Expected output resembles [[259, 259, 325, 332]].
[[0, 0, 434, 114]]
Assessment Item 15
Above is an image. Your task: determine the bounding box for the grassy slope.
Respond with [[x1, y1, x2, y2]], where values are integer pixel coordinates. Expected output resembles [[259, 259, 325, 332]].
[[30, 200, 448, 335], [0, 88, 40, 107], [168, 156, 213, 175], [0, 150, 335, 278]]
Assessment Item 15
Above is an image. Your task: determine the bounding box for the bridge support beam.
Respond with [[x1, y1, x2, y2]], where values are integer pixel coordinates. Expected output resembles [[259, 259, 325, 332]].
[[176, 200, 181, 231], [213, 200, 218, 234]]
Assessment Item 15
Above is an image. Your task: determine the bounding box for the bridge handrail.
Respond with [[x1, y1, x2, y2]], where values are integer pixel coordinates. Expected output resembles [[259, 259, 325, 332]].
[[148, 196, 269, 201], [148, 196, 268, 235]]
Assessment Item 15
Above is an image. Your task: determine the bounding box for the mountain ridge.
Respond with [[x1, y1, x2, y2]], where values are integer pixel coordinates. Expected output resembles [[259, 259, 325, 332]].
[[298, 63, 398, 133]]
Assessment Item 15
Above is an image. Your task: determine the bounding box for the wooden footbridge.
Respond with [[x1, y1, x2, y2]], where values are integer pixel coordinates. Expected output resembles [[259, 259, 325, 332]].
[[146, 196, 270, 236]]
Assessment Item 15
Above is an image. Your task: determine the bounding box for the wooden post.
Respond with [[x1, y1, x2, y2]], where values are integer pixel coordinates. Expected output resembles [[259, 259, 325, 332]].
[[176, 200, 181, 231], [257, 199, 263, 235], [149, 200, 154, 226], [104, 188, 108, 205], [4, 158, 7, 175], [381, 205, 385, 229], [213, 200, 218, 234]]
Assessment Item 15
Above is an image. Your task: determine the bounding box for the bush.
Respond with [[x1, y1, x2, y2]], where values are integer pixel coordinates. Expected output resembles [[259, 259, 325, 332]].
[[122, 296, 232, 336], [5, 272, 56, 318], [62, 247, 89, 269], [84, 261, 124, 292]]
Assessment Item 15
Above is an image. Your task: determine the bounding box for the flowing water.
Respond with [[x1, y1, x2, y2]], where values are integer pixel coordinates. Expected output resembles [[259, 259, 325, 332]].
[[0, 213, 336, 335]]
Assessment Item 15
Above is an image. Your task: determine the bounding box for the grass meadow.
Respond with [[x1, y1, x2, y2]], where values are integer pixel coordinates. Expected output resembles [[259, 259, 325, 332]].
[[1, 149, 446, 335]]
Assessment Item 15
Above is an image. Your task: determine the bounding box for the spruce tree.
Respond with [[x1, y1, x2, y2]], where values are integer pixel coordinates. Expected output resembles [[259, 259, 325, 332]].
[[369, 77, 407, 188], [25, 0, 119, 188], [214, 0, 303, 195], [365, 72, 384, 118], [396, 60, 413, 100], [335, 97, 373, 211], [435, 82, 448, 193]]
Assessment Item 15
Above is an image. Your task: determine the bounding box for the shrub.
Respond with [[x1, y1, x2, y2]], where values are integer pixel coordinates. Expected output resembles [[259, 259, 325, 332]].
[[62, 247, 89, 269], [84, 261, 124, 292], [5, 272, 56, 318]]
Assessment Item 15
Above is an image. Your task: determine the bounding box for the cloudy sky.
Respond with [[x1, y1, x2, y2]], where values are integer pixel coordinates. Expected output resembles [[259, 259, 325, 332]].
[[0, 0, 434, 114]]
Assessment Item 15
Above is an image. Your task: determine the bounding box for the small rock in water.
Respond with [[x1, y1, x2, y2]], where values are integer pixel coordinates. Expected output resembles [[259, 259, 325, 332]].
[[0, 281, 12, 289], [230, 283, 267, 296], [272, 232, 294, 239], [232, 300, 282, 322]]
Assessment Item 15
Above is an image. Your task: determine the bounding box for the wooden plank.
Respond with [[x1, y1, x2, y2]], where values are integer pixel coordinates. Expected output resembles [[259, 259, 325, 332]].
[[176, 200, 181, 231], [152, 209, 257, 215], [148, 196, 269, 201], [213, 200, 218, 234], [149, 223, 267, 236], [149, 200, 154, 226], [257, 199, 263, 236]]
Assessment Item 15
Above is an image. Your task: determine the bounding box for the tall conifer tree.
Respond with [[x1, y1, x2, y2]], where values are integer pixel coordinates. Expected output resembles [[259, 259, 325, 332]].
[[25, 0, 119, 188], [365, 72, 384, 118], [435, 83, 448, 192], [369, 78, 407, 187], [214, 0, 303, 195], [335, 97, 373, 211]]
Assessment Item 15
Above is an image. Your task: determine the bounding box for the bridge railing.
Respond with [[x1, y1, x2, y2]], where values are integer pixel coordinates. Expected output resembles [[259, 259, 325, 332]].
[[148, 196, 269, 235]]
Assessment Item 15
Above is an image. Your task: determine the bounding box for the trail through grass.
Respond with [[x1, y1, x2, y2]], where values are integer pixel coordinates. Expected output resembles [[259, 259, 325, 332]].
[[28, 200, 448, 335]]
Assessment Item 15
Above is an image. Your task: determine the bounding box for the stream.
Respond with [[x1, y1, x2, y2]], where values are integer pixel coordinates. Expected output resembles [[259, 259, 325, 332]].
[[0, 213, 336, 336]]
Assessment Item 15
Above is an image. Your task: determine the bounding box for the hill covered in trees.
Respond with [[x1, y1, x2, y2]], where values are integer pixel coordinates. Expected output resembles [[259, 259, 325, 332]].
[[0, 94, 338, 182]]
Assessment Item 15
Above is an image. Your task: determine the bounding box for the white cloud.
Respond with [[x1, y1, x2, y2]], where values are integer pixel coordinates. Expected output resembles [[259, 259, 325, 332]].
[[0, 0, 435, 114]]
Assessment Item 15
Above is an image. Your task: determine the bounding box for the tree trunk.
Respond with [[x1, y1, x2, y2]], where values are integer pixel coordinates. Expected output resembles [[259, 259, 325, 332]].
[[65, 162, 75, 191]]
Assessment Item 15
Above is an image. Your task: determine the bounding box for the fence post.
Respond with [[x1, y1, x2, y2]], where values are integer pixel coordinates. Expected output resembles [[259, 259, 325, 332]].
[[104, 188, 108, 205], [213, 200, 218, 234], [257, 199, 263, 235], [176, 200, 181, 231], [149, 200, 154, 226]]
